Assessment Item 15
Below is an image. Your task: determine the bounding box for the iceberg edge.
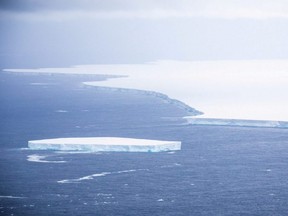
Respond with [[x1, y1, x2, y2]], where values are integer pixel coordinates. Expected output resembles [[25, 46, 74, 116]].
[[28, 137, 181, 152], [185, 117, 288, 128]]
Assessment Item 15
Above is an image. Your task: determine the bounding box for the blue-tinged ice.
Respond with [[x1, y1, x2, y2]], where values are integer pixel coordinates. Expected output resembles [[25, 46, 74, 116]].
[[28, 137, 181, 152], [184, 117, 288, 128]]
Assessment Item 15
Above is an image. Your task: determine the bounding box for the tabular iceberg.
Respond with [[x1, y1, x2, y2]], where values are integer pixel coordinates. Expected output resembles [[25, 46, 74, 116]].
[[28, 137, 181, 152], [184, 117, 288, 128]]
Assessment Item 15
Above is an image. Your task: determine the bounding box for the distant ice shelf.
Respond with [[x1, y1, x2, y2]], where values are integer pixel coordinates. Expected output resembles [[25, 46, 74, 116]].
[[28, 137, 181, 152], [82, 85, 202, 115], [184, 117, 288, 128], [5, 59, 288, 124]]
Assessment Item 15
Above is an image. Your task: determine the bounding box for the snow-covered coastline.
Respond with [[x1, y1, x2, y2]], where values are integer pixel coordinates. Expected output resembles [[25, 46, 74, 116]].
[[82, 85, 202, 115], [4, 59, 288, 127]]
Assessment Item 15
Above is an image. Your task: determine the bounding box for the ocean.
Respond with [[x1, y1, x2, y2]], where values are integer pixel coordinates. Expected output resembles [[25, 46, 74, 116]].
[[1, 72, 288, 216]]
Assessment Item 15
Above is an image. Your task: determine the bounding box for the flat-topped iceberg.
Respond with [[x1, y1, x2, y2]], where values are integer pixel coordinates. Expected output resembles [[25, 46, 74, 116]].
[[184, 117, 288, 128], [28, 137, 181, 152]]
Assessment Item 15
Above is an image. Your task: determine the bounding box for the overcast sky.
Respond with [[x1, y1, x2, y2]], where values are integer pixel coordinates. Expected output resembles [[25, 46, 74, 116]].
[[1, 0, 288, 67]]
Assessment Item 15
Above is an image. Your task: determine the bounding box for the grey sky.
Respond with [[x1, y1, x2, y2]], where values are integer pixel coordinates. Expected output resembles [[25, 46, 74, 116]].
[[1, 0, 288, 19], [1, 0, 288, 67]]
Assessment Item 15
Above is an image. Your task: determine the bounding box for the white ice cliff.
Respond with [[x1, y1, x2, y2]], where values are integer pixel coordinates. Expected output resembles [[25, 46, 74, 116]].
[[184, 117, 288, 128], [28, 137, 181, 152]]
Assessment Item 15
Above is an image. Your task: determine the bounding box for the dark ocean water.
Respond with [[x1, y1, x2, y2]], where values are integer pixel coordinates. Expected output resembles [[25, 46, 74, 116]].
[[1, 72, 288, 216]]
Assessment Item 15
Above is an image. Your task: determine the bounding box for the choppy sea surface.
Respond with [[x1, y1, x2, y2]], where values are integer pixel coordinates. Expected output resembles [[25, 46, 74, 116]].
[[1, 72, 288, 216]]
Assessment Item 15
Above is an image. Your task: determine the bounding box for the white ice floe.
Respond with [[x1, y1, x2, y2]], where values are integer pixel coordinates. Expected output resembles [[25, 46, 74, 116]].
[[27, 154, 66, 163], [97, 193, 113, 197], [28, 137, 181, 152], [160, 163, 182, 168], [29, 83, 57, 86], [4, 59, 288, 125], [55, 110, 68, 113]]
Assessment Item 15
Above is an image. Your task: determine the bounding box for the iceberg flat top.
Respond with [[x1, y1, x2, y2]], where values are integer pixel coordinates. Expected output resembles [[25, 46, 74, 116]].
[[28, 137, 181, 152], [4, 59, 288, 122], [29, 137, 178, 146]]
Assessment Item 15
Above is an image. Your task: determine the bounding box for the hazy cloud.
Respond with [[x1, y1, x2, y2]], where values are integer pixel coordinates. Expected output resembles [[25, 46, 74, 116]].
[[1, 0, 288, 67], [1, 0, 288, 21]]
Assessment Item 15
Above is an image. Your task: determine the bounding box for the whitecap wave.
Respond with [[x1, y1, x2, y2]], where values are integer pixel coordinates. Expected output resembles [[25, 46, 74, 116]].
[[0, 196, 26, 199], [58, 169, 149, 184], [58, 163, 182, 184], [27, 154, 66, 163]]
